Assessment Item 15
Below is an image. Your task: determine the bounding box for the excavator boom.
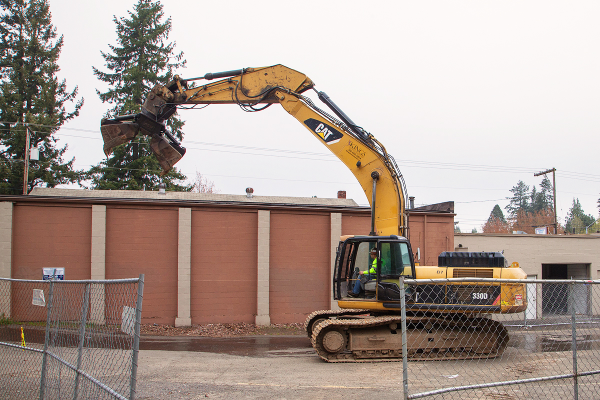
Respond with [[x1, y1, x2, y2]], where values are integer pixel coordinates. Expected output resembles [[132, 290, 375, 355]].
[[101, 64, 407, 237]]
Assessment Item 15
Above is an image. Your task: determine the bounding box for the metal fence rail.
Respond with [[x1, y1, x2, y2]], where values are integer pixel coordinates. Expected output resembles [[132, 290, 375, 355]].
[[400, 278, 600, 400], [0, 276, 144, 400]]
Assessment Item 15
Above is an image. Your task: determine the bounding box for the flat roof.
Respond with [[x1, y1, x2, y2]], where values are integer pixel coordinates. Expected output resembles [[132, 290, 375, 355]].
[[456, 232, 600, 240], [29, 187, 360, 207]]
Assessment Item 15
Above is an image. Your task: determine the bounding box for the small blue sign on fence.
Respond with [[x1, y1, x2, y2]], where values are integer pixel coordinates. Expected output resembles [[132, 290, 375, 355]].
[[42, 268, 64, 281]]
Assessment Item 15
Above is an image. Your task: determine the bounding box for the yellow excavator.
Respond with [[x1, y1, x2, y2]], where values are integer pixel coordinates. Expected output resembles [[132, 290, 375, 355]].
[[100, 65, 527, 362]]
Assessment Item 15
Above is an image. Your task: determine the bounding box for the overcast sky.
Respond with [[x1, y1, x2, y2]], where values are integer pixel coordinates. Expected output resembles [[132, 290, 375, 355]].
[[46, 0, 599, 232]]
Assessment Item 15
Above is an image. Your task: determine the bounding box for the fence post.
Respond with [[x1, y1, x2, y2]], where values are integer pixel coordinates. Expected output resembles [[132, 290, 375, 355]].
[[571, 281, 579, 400], [400, 277, 408, 400], [130, 274, 144, 400], [39, 279, 55, 400], [73, 283, 91, 400]]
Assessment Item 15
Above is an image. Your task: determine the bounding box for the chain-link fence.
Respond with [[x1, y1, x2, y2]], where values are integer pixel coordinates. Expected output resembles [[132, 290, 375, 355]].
[[0, 275, 144, 400], [399, 278, 600, 400]]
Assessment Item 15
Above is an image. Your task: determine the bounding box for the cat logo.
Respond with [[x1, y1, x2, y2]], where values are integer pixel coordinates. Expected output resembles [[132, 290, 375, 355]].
[[304, 118, 343, 144]]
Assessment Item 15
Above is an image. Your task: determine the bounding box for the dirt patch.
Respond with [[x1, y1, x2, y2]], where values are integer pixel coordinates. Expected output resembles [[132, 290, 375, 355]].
[[140, 322, 305, 338]]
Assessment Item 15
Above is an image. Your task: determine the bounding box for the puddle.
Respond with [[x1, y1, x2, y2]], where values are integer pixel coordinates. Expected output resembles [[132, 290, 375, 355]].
[[139, 335, 312, 356]]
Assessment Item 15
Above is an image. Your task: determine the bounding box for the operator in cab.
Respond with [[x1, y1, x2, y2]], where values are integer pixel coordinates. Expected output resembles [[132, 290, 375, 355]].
[[349, 247, 385, 297]]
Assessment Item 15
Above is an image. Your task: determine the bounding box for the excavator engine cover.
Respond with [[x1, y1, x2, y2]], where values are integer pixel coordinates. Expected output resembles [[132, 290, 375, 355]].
[[100, 121, 139, 156]]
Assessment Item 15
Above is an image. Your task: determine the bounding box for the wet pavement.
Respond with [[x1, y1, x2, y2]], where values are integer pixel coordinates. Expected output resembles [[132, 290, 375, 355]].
[[139, 335, 313, 357], [2, 325, 313, 357]]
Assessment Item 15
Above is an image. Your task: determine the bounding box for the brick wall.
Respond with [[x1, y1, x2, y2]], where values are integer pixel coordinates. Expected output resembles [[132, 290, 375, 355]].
[[342, 214, 370, 236], [0, 196, 455, 325], [12, 204, 92, 279], [105, 206, 178, 325], [409, 214, 455, 266], [270, 211, 331, 323], [10, 203, 92, 321], [190, 209, 258, 324]]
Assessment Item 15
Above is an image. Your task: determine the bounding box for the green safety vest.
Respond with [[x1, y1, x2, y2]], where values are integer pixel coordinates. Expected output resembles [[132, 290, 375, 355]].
[[366, 258, 385, 275]]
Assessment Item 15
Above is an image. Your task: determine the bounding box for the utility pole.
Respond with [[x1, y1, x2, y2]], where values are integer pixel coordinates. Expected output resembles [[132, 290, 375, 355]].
[[23, 124, 31, 195], [534, 168, 557, 234]]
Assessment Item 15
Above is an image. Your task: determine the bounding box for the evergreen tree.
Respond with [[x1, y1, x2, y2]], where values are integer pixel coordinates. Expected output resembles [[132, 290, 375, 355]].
[[0, 0, 83, 194], [489, 204, 506, 222], [564, 198, 595, 234], [505, 180, 530, 218], [539, 176, 554, 210], [86, 0, 189, 191], [530, 176, 553, 212], [529, 186, 539, 212], [482, 204, 510, 233]]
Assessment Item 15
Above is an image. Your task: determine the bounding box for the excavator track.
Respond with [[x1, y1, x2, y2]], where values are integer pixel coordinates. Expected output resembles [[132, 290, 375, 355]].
[[304, 309, 370, 339], [307, 311, 509, 363]]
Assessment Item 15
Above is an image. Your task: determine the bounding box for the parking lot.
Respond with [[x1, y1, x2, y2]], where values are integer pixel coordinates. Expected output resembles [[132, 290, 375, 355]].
[[136, 335, 594, 400], [137, 338, 405, 400]]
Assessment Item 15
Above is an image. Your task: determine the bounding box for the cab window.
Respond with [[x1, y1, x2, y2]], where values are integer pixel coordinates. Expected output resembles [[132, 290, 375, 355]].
[[379, 242, 413, 278]]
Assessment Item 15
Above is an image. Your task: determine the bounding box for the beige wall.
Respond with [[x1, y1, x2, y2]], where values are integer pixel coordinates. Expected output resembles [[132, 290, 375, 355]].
[[454, 233, 600, 279]]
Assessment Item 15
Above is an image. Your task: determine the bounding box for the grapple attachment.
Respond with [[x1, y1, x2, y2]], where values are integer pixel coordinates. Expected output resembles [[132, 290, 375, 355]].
[[100, 114, 186, 175], [150, 133, 186, 175], [101, 120, 139, 156]]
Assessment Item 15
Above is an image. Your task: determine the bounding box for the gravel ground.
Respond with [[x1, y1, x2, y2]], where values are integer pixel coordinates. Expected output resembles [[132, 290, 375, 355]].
[[134, 323, 599, 399], [4, 323, 599, 399], [135, 345, 599, 400]]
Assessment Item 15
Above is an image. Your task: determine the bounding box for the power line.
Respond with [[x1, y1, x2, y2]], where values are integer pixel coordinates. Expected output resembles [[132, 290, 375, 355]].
[[3, 121, 600, 184], [455, 198, 508, 204]]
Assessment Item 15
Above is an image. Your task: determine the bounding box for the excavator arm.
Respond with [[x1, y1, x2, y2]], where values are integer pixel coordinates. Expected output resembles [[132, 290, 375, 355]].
[[100, 64, 408, 236]]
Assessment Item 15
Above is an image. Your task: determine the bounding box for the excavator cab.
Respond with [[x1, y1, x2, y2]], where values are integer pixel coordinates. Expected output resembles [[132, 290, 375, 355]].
[[333, 235, 416, 302]]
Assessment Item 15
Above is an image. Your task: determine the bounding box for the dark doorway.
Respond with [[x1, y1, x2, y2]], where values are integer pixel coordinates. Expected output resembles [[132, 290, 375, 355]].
[[542, 264, 568, 315], [542, 264, 567, 279], [541, 264, 590, 315]]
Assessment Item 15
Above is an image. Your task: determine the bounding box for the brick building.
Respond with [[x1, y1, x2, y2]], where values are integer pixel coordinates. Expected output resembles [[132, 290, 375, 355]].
[[0, 189, 455, 325]]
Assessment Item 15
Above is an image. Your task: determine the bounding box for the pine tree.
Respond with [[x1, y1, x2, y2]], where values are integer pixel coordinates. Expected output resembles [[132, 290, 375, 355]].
[[530, 176, 553, 212], [564, 198, 595, 234], [490, 204, 506, 222], [505, 180, 530, 218], [0, 0, 83, 194], [482, 204, 510, 233], [529, 186, 539, 212], [539, 176, 554, 210], [86, 0, 189, 191]]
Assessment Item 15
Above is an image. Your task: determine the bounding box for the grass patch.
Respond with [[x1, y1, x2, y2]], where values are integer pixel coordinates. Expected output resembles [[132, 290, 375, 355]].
[[0, 313, 15, 325]]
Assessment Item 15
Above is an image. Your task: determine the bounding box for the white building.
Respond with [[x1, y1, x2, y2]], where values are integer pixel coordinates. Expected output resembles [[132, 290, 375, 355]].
[[455, 233, 600, 319]]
